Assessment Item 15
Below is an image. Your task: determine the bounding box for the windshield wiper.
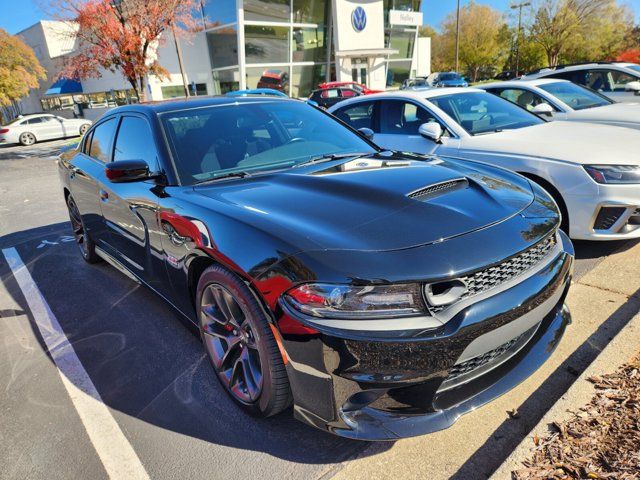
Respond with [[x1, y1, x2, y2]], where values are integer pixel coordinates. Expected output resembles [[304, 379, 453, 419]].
[[194, 171, 252, 185], [294, 152, 371, 168]]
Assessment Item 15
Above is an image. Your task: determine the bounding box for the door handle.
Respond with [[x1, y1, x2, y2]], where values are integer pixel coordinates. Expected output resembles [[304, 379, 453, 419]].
[[99, 189, 109, 202]]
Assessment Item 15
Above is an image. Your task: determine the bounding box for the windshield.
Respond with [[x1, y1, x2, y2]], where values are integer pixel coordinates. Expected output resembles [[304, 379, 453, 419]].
[[539, 81, 612, 110], [430, 91, 544, 135], [626, 65, 640, 74], [440, 73, 462, 81], [161, 101, 377, 185]]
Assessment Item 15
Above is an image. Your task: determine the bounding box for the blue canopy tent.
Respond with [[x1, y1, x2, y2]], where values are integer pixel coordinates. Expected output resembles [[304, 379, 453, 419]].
[[45, 78, 83, 96]]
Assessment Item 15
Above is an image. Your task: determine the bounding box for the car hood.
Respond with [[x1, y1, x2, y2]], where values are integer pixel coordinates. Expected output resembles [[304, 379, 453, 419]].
[[567, 102, 640, 125], [191, 153, 536, 251], [461, 121, 640, 165]]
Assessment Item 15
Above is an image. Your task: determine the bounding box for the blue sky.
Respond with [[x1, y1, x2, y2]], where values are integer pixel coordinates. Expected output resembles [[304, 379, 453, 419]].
[[3, 0, 640, 34]]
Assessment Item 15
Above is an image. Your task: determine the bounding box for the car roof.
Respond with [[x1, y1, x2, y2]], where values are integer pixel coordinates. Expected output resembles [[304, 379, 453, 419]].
[[525, 62, 637, 77], [481, 78, 569, 89], [102, 95, 296, 116]]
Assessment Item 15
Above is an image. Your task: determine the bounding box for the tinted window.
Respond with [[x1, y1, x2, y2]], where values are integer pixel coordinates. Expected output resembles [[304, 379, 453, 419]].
[[24, 117, 43, 125], [161, 101, 376, 185], [539, 81, 612, 110], [334, 101, 377, 130], [113, 117, 159, 171], [494, 88, 554, 112], [430, 92, 543, 135], [379, 100, 443, 135], [340, 89, 358, 98], [89, 118, 117, 162]]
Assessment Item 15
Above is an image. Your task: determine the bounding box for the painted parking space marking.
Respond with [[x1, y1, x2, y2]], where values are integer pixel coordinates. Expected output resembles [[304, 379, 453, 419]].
[[2, 247, 150, 480]]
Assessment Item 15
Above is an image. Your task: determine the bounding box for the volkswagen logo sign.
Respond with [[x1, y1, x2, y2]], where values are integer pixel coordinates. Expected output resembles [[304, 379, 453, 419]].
[[351, 6, 367, 32]]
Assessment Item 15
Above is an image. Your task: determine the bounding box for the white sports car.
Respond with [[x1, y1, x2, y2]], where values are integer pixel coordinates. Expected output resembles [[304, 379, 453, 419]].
[[329, 88, 640, 241], [0, 114, 92, 146], [481, 79, 640, 129]]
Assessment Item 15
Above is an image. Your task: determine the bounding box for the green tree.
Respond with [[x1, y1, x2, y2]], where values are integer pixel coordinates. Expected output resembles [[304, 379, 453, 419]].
[[0, 28, 46, 122]]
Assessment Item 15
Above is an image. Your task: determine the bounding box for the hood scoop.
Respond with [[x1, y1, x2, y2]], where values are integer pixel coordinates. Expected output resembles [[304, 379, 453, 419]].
[[407, 178, 468, 201]]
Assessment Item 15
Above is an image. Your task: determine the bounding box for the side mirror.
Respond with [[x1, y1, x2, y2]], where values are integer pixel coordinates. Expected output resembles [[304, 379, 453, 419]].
[[531, 103, 554, 116], [358, 127, 374, 140], [105, 160, 154, 183], [419, 122, 443, 143], [625, 81, 640, 92]]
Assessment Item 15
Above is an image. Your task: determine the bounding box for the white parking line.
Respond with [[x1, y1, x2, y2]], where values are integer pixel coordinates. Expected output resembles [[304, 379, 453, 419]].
[[2, 247, 150, 480]]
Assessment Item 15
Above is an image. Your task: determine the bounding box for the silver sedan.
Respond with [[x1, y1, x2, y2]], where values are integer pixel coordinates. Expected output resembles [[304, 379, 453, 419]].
[[0, 114, 92, 146]]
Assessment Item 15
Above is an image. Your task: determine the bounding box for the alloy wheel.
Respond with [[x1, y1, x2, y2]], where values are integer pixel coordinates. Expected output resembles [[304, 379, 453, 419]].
[[67, 196, 89, 259], [200, 283, 263, 404], [20, 132, 35, 146]]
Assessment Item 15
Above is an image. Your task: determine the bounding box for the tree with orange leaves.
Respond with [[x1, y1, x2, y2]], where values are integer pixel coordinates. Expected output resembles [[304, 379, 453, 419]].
[[57, 0, 200, 102], [617, 48, 640, 64]]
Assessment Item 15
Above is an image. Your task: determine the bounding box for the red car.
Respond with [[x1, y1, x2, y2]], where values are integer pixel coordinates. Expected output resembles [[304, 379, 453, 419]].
[[257, 69, 289, 93], [317, 81, 381, 94]]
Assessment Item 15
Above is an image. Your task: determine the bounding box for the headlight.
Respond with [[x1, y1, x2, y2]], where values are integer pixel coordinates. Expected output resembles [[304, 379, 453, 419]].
[[584, 165, 640, 184], [283, 283, 425, 319]]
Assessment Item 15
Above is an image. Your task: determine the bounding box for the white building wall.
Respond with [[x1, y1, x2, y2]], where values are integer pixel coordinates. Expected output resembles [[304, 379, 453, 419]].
[[414, 36, 431, 77]]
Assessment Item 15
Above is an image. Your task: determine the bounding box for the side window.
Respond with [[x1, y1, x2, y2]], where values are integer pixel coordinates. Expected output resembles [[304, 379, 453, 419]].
[[333, 101, 377, 131], [584, 70, 611, 92], [609, 70, 639, 92], [379, 100, 445, 135], [497, 88, 553, 111], [89, 118, 117, 163], [340, 88, 357, 98], [321, 89, 339, 99], [113, 116, 159, 171], [25, 117, 43, 125]]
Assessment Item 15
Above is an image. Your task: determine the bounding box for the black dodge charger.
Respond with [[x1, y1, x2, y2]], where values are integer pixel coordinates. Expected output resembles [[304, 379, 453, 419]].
[[58, 96, 574, 440]]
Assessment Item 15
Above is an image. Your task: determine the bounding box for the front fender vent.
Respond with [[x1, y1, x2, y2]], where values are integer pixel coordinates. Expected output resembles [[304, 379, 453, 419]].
[[408, 178, 468, 201]]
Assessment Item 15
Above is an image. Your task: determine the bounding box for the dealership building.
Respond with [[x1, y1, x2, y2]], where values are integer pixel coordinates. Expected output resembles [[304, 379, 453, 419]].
[[17, 0, 429, 117]]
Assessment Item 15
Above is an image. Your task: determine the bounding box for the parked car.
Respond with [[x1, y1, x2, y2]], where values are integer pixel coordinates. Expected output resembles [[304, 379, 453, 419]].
[[318, 81, 381, 94], [401, 77, 430, 90], [329, 89, 640, 240], [58, 96, 573, 440], [226, 88, 288, 98], [429, 72, 469, 88], [481, 79, 640, 129], [257, 69, 289, 93], [308, 87, 361, 108], [0, 114, 92, 146], [521, 62, 640, 103], [494, 70, 521, 81]]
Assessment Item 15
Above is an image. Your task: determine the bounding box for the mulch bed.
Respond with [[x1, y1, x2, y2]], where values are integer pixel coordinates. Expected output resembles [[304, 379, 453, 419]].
[[513, 355, 640, 479]]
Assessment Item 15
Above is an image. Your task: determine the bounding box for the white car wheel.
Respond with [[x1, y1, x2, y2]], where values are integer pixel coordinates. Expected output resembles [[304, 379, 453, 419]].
[[19, 132, 36, 146]]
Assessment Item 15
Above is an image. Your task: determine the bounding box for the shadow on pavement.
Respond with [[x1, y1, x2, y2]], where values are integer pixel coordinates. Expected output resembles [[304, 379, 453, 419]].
[[451, 287, 640, 479], [0, 222, 390, 468]]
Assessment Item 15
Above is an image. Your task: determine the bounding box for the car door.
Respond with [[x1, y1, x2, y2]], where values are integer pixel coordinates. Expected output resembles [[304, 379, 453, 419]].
[[38, 116, 65, 139], [68, 117, 118, 248], [99, 114, 163, 281], [374, 99, 452, 154]]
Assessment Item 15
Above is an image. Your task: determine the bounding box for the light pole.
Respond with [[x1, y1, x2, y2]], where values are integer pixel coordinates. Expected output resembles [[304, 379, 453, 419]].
[[511, 1, 531, 75], [454, 0, 461, 72]]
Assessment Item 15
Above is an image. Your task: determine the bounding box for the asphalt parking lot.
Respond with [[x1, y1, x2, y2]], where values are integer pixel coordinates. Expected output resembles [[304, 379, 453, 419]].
[[0, 141, 636, 480]]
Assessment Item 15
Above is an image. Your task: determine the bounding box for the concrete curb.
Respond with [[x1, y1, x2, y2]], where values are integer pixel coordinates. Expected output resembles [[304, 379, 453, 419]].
[[490, 309, 640, 479]]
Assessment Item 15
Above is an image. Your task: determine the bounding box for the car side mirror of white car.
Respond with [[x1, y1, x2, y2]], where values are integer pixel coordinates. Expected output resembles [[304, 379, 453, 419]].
[[625, 81, 640, 93], [419, 122, 444, 143], [531, 103, 554, 116]]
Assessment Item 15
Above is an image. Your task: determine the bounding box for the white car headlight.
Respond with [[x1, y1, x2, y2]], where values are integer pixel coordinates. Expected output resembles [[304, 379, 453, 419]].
[[584, 165, 640, 184]]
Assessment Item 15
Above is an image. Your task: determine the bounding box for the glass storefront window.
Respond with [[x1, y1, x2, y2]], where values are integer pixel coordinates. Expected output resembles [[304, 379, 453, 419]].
[[212, 69, 240, 94], [207, 26, 239, 69], [246, 66, 290, 94], [386, 60, 412, 87], [292, 26, 326, 63], [244, 0, 290, 22], [293, 0, 327, 24], [244, 25, 290, 64], [386, 28, 415, 59], [161, 84, 208, 99], [291, 64, 326, 97], [202, 0, 237, 28]]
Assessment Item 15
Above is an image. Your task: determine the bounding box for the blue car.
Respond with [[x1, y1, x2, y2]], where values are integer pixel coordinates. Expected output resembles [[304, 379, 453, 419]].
[[432, 72, 469, 88], [226, 88, 288, 98]]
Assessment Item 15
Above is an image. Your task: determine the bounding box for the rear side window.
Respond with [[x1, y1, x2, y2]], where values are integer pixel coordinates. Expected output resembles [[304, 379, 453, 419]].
[[321, 89, 339, 98], [113, 116, 159, 171], [379, 100, 443, 135], [24, 117, 43, 125], [333, 101, 377, 131], [89, 118, 117, 162]]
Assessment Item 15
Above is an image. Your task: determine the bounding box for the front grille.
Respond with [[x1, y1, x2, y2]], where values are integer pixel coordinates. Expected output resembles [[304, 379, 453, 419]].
[[408, 178, 468, 201], [593, 206, 626, 230], [441, 324, 539, 389], [428, 234, 557, 314]]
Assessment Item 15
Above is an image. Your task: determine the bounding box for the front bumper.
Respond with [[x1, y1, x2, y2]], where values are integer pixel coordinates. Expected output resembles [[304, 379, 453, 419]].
[[279, 231, 574, 440]]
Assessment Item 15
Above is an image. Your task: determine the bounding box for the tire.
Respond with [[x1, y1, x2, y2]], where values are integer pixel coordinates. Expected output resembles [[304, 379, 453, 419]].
[[66, 194, 100, 264], [196, 264, 291, 417], [79, 124, 89, 135], [19, 132, 36, 146]]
